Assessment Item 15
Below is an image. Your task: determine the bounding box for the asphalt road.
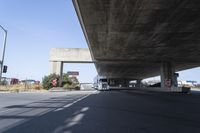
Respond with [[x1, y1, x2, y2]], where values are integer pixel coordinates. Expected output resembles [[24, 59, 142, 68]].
[[0, 90, 200, 133]]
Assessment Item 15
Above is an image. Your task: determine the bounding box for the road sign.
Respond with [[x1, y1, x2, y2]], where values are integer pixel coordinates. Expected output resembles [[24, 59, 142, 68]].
[[67, 71, 79, 76]]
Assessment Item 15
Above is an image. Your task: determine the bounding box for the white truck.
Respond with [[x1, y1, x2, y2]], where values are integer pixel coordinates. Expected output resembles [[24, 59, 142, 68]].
[[93, 75, 109, 91]]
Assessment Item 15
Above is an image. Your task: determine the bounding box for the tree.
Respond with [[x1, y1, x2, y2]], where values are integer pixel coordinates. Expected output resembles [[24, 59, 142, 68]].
[[42, 73, 59, 89], [42, 73, 70, 89], [63, 77, 80, 90]]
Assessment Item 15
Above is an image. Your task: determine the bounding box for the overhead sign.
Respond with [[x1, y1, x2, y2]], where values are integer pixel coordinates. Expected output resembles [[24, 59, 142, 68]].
[[67, 71, 79, 76]]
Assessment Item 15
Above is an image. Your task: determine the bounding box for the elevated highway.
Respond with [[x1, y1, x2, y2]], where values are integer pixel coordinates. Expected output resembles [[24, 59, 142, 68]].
[[73, 0, 200, 88]]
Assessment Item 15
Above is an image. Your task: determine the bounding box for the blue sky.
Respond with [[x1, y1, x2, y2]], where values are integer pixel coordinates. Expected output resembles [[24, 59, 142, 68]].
[[0, 0, 199, 83]]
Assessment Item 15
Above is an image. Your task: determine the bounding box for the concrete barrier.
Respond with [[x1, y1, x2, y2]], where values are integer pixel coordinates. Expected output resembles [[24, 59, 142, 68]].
[[109, 87, 185, 93]]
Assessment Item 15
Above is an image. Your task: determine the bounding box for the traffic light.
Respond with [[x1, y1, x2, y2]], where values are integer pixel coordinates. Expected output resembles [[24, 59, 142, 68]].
[[3, 65, 7, 73]]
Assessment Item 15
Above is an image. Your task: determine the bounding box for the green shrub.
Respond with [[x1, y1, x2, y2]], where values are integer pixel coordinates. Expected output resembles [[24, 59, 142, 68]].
[[42, 73, 73, 90], [62, 74, 71, 86], [63, 83, 80, 90], [63, 84, 72, 90], [74, 85, 80, 90], [42, 74, 58, 89]]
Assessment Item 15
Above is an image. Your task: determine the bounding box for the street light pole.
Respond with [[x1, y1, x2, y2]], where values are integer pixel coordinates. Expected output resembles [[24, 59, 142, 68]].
[[0, 25, 7, 82]]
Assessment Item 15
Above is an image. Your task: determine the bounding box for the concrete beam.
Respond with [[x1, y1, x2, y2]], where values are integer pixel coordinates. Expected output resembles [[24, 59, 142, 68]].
[[49, 48, 94, 87], [49, 48, 93, 63]]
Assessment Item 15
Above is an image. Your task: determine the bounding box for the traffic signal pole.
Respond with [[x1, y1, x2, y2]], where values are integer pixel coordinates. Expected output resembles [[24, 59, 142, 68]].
[[0, 25, 7, 82]]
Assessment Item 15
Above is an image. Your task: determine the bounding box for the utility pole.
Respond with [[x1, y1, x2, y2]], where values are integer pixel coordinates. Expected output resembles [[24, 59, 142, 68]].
[[0, 25, 7, 82]]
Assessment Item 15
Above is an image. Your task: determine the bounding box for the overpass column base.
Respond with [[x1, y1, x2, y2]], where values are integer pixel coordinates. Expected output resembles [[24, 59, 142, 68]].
[[136, 79, 142, 88], [49, 61, 63, 87], [125, 79, 130, 87], [160, 62, 178, 88]]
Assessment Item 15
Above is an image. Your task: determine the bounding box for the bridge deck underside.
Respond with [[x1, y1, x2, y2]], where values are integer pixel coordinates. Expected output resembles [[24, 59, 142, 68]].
[[73, 0, 200, 79]]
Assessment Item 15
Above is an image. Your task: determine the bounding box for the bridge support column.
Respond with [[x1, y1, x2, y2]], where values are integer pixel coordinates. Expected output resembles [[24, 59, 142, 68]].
[[122, 79, 131, 87], [50, 61, 64, 87], [50, 61, 62, 75], [59, 62, 64, 87], [160, 62, 178, 88], [127, 79, 132, 87], [136, 79, 142, 88]]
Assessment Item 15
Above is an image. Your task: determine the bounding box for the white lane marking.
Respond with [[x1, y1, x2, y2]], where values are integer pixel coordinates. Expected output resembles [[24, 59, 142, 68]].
[[0, 109, 12, 114], [63, 103, 73, 108], [54, 92, 96, 112], [71, 113, 84, 122], [80, 107, 89, 112]]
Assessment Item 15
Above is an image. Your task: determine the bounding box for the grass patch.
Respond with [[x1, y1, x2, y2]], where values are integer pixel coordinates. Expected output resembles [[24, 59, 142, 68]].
[[0, 84, 47, 92]]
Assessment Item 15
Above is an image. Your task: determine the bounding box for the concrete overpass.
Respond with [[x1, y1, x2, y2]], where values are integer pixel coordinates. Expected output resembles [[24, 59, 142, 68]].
[[49, 48, 93, 74], [49, 48, 93, 86], [72, 0, 200, 88]]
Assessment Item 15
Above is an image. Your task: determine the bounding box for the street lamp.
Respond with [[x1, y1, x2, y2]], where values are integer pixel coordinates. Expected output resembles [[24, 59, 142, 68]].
[[0, 25, 7, 82]]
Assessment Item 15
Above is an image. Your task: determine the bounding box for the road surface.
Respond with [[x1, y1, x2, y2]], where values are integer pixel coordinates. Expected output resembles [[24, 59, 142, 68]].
[[0, 90, 200, 133]]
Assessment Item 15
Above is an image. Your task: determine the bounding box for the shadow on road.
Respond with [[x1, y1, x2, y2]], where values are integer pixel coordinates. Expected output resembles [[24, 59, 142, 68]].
[[0, 93, 101, 133], [1, 91, 200, 133]]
